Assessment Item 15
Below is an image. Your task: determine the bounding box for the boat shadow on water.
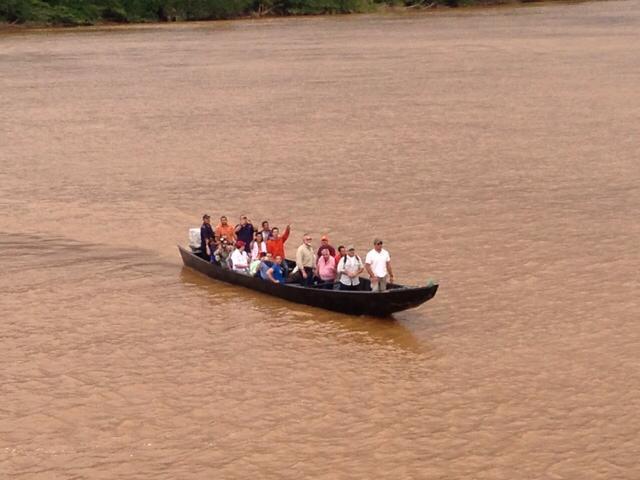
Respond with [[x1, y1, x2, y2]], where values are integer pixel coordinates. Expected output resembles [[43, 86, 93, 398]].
[[179, 267, 433, 355]]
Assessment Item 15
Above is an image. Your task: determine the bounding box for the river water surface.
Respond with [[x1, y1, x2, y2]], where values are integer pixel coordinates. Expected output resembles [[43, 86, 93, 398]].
[[1, 1, 639, 478]]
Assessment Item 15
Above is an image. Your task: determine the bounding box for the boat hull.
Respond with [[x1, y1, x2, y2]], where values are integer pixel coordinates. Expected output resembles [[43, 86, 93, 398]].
[[178, 246, 437, 316]]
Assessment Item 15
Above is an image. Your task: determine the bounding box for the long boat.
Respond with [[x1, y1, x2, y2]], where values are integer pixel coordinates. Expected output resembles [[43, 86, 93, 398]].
[[178, 246, 438, 316]]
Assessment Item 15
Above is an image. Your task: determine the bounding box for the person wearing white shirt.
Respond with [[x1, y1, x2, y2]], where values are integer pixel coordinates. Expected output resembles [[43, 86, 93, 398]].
[[231, 240, 250, 274], [250, 231, 268, 261], [337, 245, 365, 291], [364, 238, 394, 292]]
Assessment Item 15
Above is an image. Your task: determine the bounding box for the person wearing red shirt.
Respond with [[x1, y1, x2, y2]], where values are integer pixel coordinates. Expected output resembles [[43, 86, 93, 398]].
[[267, 225, 290, 259], [316, 235, 336, 258], [334, 245, 346, 265], [267, 224, 291, 277]]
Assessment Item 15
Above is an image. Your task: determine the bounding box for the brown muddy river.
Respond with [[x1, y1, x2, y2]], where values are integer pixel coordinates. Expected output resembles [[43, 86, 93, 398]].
[[1, 1, 639, 478]]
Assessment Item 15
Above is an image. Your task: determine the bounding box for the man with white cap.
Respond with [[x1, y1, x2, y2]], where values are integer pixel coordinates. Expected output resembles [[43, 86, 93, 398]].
[[365, 238, 394, 292], [337, 245, 364, 291]]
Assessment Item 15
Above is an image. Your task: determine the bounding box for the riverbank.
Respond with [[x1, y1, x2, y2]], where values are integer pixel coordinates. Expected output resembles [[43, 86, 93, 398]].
[[0, 0, 572, 28]]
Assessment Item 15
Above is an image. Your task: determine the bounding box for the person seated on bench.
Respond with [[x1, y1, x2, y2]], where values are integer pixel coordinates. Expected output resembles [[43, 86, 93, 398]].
[[250, 251, 267, 277], [266, 255, 285, 284], [231, 240, 250, 274], [214, 239, 233, 269], [258, 253, 274, 280]]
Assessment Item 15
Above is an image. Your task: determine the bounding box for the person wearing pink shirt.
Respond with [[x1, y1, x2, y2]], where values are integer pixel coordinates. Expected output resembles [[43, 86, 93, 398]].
[[316, 248, 337, 289]]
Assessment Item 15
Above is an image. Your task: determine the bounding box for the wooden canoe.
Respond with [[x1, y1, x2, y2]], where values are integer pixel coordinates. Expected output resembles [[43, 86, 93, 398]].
[[178, 246, 438, 317]]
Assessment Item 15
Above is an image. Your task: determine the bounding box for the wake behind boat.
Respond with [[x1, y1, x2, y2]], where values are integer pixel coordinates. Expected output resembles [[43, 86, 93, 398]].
[[178, 245, 438, 316]]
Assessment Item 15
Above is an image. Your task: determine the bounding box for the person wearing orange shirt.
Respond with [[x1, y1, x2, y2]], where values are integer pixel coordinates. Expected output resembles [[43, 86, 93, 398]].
[[215, 215, 236, 244]]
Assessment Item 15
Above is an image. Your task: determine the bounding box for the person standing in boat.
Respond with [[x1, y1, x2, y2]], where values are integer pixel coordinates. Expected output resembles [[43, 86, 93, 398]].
[[267, 225, 291, 276], [365, 238, 394, 292], [334, 245, 346, 266], [250, 231, 268, 261], [260, 220, 273, 241], [317, 248, 337, 289], [294, 233, 316, 286], [200, 214, 215, 261], [337, 245, 364, 291], [316, 235, 336, 259], [215, 216, 236, 244], [266, 256, 285, 284], [234, 215, 254, 254]]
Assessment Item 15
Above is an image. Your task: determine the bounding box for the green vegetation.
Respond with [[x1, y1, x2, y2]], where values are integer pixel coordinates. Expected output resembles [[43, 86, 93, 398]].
[[0, 0, 522, 26]]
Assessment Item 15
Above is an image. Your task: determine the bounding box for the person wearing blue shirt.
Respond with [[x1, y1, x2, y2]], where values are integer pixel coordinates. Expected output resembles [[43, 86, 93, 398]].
[[266, 256, 285, 284], [234, 215, 254, 253], [200, 214, 214, 260], [259, 254, 274, 280]]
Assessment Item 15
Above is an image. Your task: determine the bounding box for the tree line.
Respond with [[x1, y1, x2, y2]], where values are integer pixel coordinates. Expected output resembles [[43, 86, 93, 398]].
[[1, 0, 477, 26]]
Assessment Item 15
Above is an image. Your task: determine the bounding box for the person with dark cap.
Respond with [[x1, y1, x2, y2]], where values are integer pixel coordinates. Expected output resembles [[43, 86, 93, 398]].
[[365, 238, 394, 292], [200, 214, 215, 261]]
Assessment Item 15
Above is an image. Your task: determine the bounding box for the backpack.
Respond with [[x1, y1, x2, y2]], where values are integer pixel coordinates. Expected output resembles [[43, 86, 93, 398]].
[[339, 255, 360, 271]]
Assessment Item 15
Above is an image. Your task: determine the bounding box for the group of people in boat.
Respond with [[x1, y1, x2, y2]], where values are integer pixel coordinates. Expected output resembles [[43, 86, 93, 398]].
[[199, 214, 394, 291]]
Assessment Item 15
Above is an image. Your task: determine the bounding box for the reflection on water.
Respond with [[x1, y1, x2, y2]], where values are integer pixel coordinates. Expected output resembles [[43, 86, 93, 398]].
[[2, 0, 640, 477], [180, 267, 428, 353]]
